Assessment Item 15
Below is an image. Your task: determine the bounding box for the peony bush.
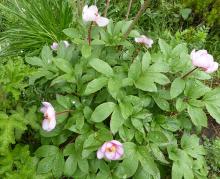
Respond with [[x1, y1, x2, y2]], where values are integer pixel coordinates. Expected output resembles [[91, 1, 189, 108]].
[[2, 2, 220, 179]]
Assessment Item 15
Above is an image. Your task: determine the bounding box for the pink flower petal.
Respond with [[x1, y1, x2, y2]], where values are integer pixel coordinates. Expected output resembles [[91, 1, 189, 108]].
[[205, 62, 219, 73], [111, 140, 122, 146], [96, 17, 109, 27], [105, 151, 116, 160], [82, 5, 98, 22], [97, 149, 104, 159]]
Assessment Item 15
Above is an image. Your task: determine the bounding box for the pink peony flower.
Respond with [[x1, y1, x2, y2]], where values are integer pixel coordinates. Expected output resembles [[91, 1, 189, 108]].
[[190, 49, 218, 73], [97, 140, 124, 160], [135, 35, 153, 48], [51, 42, 59, 50], [40, 102, 56, 132], [82, 5, 109, 27]]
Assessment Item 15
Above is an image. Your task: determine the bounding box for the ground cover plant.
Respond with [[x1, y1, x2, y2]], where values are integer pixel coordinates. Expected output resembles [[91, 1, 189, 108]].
[[0, 0, 220, 178]]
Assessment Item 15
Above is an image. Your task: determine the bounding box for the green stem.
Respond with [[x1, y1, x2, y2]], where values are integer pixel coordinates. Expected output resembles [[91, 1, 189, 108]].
[[56, 110, 73, 115]]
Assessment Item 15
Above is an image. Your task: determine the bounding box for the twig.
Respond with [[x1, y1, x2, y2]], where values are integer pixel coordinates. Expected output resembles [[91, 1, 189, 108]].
[[125, 0, 133, 20], [103, 0, 110, 17], [181, 67, 198, 79], [123, 0, 149, 39], [88, 22, 94, 45], [56, 110, 74, 115]]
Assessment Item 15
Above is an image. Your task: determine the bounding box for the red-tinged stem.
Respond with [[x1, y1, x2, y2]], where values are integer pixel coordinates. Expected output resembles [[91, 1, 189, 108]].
[[181, 67, 198, 79], [125, 0, 133, 20], [56, 110, 74, 116], [123, 0, 149, 39], [88, 22, 93, 45], [103, 0, 110, 17]]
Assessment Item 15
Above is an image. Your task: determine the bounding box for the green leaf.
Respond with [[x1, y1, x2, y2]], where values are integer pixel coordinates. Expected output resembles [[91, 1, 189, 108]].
[[158, 39, 171, 55], [52, 152, 65, 178], [119, 101, 133, 119], [37, 156, 54, 174], [89, 58, 114, 77], [131, 118, 145, 134], [0, 113, 26, 154], [110, 106, 125, 134], [148, 131, 168, 144], [152, 96, 170, 111], [53, 58, 73, 74], [81, 44, 91, 58], [84, 77, 108, 95], [108, 78, 121, 99], [41, 45, 53, 64], [137, 147, 160, 177], [184, 79, 210, 99], [187, 105, 207, 127], [142, 52, 151, 72], [180, 8, 192, 20], [35, 145, 59, 158], [64, 155, 77, 176], [205, 103, 220, 124], [176, 98, 187, 112], [148, 61, 170, 73], [78, 159, 89, 173], [150, 144, 169, 164], [170, 78, 185, 99], [25, 57, 44, 67], [135, 75, 157, 92], [116, 156, 139, 178], [91, 102, 116, 122], [128, 59, 142, 81], [63, 28, 79, 38], [56, 95, 72, 109], [172, 162, 183, 179]]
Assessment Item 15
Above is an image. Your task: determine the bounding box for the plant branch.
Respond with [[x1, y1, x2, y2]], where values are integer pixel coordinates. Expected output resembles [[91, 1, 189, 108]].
[[103, 0, 110, 17], [125, 0, 133, 20], [56, 110, 74, 115], [123, 0, 149, 39], [181, 67, 198, 79], [88, 22, 94, 45]]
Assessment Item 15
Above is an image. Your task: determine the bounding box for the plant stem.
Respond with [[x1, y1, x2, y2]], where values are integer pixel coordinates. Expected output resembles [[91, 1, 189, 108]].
[[181, 67, 198, 79], [123, 0, 149, 39], [103, 0, 110, 17], [88, 22, 94, 45], [56, 110, 74, 115], [125, 0, 133, 20]]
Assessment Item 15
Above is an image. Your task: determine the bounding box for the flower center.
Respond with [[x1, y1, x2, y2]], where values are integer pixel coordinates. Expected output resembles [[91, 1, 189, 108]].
[[105, 145, 116, 153]]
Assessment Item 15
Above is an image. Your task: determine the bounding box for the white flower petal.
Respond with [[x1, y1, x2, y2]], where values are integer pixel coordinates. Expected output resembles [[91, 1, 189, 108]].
[[96, 17, 109, 27], [97, 149, 104, 159]]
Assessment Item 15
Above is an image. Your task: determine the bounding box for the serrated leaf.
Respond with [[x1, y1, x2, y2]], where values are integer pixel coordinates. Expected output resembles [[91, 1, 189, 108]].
[[91, 102, 116, 122], [128, 59, 142, 81], [205, 103, 220, 124], [25, 57, 44, 67]]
